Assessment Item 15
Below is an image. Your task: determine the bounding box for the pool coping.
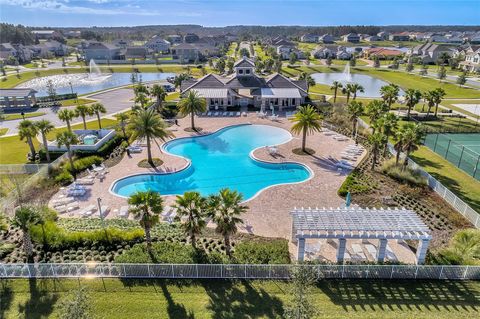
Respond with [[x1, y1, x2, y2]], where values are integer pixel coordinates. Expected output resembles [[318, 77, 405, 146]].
[[108, 123, 314, 203]]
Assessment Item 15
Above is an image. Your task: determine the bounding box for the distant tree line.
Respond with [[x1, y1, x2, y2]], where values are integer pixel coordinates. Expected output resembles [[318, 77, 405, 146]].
[[0, 23, 35, 45]]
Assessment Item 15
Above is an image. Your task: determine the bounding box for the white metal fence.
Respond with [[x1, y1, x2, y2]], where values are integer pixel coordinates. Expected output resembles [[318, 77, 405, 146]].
[[1, 263, 479, 280]]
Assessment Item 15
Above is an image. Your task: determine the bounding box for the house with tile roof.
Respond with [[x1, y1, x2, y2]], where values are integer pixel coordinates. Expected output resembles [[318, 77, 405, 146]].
[[181, 57, 308, 111]]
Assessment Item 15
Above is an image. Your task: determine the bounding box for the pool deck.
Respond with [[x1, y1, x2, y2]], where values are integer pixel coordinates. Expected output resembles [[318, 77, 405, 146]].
[[49, 113, 368, 255]]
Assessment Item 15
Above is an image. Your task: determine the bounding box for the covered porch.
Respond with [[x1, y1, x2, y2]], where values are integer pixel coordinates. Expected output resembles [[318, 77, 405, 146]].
[[260, 88, 302, 111]]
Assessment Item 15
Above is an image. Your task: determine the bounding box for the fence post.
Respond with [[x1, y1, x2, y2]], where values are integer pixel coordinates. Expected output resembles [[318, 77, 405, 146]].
[[341, 265, 345, 279], [439, 266, 444, 279], [147, 264, 151, 278], [390, 265, 394, 279], [27, 264, 32, 278], [220, 264, 223, 279], [244, 264, 247, 279], [463, 266, 469, 280], [457, 146, 465, 167], [445, 140, 451, 158], [171, 264, 175, 278], [365, 265, 369, 279], [474, 156, 480, 178], [433, 133, 440, 152], [414, 265, 419, 279], [196, 264, 199, 278]]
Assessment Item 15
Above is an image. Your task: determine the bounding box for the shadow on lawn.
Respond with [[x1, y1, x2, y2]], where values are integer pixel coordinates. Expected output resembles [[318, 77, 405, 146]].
[[0, 282, 13, 319], [16, 279, 59, 319], [318, 280, 480, 313]]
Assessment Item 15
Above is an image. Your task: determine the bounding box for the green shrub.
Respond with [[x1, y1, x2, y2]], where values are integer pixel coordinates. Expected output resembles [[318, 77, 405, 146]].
[[76, 135, 123, 158], [160, 102, 178, 119], [54, 171, 74, 185], [115, 242, 199, 264], [233, 239, 291, 264], [63, 155, 103, 173], [338, 170, 371, 196], [381, 159, 426, 186]]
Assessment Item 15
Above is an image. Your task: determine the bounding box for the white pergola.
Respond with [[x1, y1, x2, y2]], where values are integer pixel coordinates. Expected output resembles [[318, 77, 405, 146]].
[[291, 207, 431, 264]]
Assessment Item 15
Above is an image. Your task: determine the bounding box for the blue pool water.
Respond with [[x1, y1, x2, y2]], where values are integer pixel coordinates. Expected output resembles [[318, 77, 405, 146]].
[[111, 125, 312, 200]]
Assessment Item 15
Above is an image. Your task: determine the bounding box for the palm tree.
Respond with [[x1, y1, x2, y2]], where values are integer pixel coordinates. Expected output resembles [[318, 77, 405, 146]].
[[74, 104, 92, 129], [56, 131, 79, 172], [379, 84, 400, 110], [432, 88, 446, 117], [178, 90, 207, 131], [12, 206, 39, 261], [128, 190, 163, 250], [400, 123, 424, 170], [445, 229, 480, 265], [34, 119, 54, 162], [393, 129, 404, 165], [365, 100, 388, 134], [404, 88, 422, 120], [150, 84, 167, 112], [369, 132, 386, 170], [377, 112, 399, 156], [114, 112, 130, 140], [290, 105, 323, 153], [173, 191, 207, 249], [207, 188, 246, 257], [346, 101, 364, 144], [299, 72, 315, 90], [90, 103, 107, 129], [57, 108, 76, 133], [134, 91, 149, 110], [18, 120, 38, 160], [330, 81, 343, 103], [346, 83, 365, 100], [128, 108, 173, 164]]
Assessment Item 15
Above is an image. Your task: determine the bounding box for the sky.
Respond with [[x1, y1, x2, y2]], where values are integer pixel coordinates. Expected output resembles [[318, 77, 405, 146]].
[[0, 0, 479, 28]]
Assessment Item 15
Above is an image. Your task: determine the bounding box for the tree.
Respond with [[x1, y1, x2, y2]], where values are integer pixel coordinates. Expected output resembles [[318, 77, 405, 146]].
[[12, 206, 39, 261], [437, 52, 451, 66], [373, 56, 380, 68], [369, 132, 386, 169], [326, 56, 333, 66], [349, 56, 356, 67], [437, 65, 447, 81], [346, 83, 364, 100], [423, 90, 436, 118], [404, 88, 422, 120], [215, 57, 226, 73], [174, 191, 207, 249], [46, 79, 56, 100], [365, 100, 388, 134], [432, 88, 446, 117], [457, 71, 467, 86], [90, 103, 106, 129], [284, 266, 317, 319], [150, 84, 167, 112], [379, 84, 400, 110], [128, 190, 163, 250], [57, 108, 76, 133], [226, 58, 235, 74], [34, 119, 54, 162], [377, 112, 399, 156], [128, 108, 173, 164], [114, 112, 129, 140], [393, 129, 404, 165], [342, 86, 352, 104], [178, 90, 207, 131], [299, 72, 315, 89], [440, 229, 480, 265], [400, 123, 424, 170], [74, 104, 92, 130], [264, 57, 274, 72], [207, 188, 246, 257], [56, 131, 79, 171], [289, 52, 298, 65], [330, 81, 343, 103], [56, 286, 93, 319], [346, 101, 364, 144], [405, 59, 414, 72], [18, 120, 39, 160], [173, 73, 190, 89], [255, 59, 264, 73], [419, 64, 428, 76], [290, 105, 323, 152]]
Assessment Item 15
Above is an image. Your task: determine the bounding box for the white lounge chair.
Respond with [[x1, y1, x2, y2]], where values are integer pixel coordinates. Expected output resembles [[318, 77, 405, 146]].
[[213, 112, 219, 116], [79, 204, 97, 217], [76, 178, 94, 185], [119, 206, 129, 218], [100, 205, 110, 217], [236, 112, 241, 116], [229, 112, 234, 116], [207, 111, 212, 116]]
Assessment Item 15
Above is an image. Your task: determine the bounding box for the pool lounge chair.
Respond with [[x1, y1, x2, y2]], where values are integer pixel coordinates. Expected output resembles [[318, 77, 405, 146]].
[[119, 206, 129, 218], [100, 205, 110, 218], [79, 204, 97, 217], [229, 112, 234, 116], [236, 112, 241, 116], [213, 112, 219, 117], [242, 112, 247, 117], [207, 111, 212, 117]]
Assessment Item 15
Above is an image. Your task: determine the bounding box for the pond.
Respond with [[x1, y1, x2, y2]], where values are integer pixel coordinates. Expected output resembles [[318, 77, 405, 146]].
[[17, 72, 175, 97]]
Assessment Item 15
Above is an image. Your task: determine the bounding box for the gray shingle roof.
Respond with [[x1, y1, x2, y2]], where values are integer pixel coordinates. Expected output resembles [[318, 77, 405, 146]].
[[0, 88, 37, 97], [233, 57, 255, 68]]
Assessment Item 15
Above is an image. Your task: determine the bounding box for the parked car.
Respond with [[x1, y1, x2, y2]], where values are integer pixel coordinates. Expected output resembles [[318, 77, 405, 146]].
[[162, 84, 175, 92]]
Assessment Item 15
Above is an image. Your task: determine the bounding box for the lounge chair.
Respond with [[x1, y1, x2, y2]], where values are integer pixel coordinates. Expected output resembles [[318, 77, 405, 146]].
[[213, 112, 219, 117], [79, 204, 97, 217], [229, 112, 234, 116], [241, 112, 247, 117], [100, 205, 110, 217], [222, 112, 228, 116], [119, 206, 129, 218], [236, 112, 241, 116], [207, 111, 212, 116], [76, 178, 94, 185]]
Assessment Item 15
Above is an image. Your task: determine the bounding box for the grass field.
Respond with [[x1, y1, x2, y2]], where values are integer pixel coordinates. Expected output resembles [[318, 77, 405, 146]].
[[253, 44, 267, 59], [3, 112, 45, 121], [0, 128, 8, 136], [0, 135, 39, 164], [46, 118, 118, 140], [59, 97, 97, 107], [165, 92, 180, 101], [439, 99, 480, 119], [1, 278, 479, 319], [227, 42, 238, 58]]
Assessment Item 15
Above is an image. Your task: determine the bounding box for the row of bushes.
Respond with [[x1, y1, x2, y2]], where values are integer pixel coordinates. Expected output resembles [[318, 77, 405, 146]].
[[338, 170, 371, 196], [76, 135, 125, 158], [381, 159, 426, 186]]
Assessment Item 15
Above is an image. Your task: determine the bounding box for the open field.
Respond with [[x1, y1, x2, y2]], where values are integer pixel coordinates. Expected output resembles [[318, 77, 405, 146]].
[[1, 278, 479, 319], [58, 97, 97, 107], [0, 128, 8, 136], [3, 112, 45, 121], [253, 44, 267, 59], [0, 135, 39, 164]]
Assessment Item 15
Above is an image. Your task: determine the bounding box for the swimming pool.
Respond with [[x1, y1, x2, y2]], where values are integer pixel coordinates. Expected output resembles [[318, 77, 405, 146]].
[[110, 124, 312, 200]]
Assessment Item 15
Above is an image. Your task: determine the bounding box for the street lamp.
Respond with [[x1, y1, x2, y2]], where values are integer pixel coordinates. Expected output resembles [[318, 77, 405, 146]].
[[68, 81, 77, 104]]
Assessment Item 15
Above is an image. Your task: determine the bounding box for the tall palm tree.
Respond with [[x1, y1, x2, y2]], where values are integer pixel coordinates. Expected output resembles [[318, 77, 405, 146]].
[[423, 90, 436, 118], [128, 108, 173, 164], [178, 90, 207, 131], [432, 88, 446, 117], [347, 83, 365, 100], [90, 103, 107, 129], [369, 132, 386, 170], [18, 120, 38, 160], [150, 84, 167, 112], [290, 105, 323, 153], [207, 188, 246, 257], [400, 123, 424, 170], [57, 108, 76, 133], [342, 86, 352, 104], [56, 131, 79, 172], [379, 84, 400, 110], [299, 72, 315, 90], [74, 104, 93, 130], [393, 129, 404, 165], [346, 101, 364, 144], [34, 119, 54, 162], [446, 229, 480, 264], [365, 100, 388, 134], [114, 112, 130, 140], [404, 88, 422, 120], [377, 112, 399, 156], [128, 190, 163, 250], [134, 91, 149, 110], [173, 191, 207, 249], [12, 206, 39, 261], [330, 81, 343, 103]]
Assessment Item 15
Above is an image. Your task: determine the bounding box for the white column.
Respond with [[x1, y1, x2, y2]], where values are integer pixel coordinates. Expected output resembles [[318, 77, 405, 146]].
[[337, 238, 347, 263], [416, 239, 430, 264], [297, 238, 306, 262], [377, 239, 388, 262]]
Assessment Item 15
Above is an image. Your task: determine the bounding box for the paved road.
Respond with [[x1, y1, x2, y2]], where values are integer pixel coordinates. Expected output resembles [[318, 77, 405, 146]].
[[0, 88, 134, 136]]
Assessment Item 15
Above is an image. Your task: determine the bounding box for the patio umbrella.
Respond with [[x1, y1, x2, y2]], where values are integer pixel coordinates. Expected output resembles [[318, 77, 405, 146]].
[[345, 192, 351, 208]]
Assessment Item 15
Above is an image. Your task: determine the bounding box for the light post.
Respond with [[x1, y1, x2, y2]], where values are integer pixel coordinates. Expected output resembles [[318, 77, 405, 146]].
[[69, 81, 77, 104], [97, 197, 109, 241]]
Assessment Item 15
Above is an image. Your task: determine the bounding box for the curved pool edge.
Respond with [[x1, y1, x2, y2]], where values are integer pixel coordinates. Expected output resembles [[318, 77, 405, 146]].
[[109, 123, 314, 202]]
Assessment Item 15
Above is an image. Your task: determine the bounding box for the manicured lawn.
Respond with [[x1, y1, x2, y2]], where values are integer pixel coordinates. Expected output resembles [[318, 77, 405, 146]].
[[59, 98, 96, 107], [0, 135, 39, 164], [309, 84, 334, 95], [331, 59, 368, 66], [0, 128, 8, 136], [253, 44, 267, 59], [439, 99, 480, 119], [165, 92, 180, 101], [0, 68, 87, 88], [3, 112, 45, 121], [226, 42, 238, 57], [1, 279, 479, 318]]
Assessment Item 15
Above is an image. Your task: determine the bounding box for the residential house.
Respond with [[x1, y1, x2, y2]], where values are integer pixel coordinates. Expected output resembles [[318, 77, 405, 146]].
[[0, 43, 17, 62], [125, 47, 148, 59], [363, 48, 404, 60], [365, 35, 381, 42], [336, 47, 352, 60], [377, 31, 390, 40], [409, 43, 452, 64], [459, 46, 480, 72], [342, 33, 360, 43], [184, 33, 200, 43], [83, 42, 121, 62], [312, 45, 351, 60], [171, 43, 219, 62], [145, 35, 171, 53], [31, 30, 61, 40], [112, 39, 130, 49], [30, 40, 68, 58], [65, 30, 81, 38], [319, 34, 335, 44], [167, 35, 182, 44], [389, 33, 411, 41], [180, 57, 308, 110], [300, 34, 319, 43], [276, 45, 305, 60], [12, 44, 33, 63]]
